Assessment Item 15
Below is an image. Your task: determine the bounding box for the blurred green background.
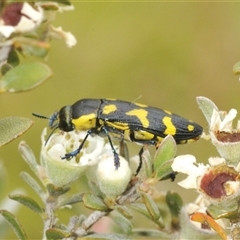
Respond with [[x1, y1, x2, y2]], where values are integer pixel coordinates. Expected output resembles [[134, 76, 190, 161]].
[[2, 2, 240, 238]]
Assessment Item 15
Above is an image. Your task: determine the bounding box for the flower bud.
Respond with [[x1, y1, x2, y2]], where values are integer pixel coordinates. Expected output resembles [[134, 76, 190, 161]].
[[96, 156, 132, 196]]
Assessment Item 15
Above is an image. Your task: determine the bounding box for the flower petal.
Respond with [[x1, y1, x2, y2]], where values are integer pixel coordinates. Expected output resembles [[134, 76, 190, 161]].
[[0, 26, 15, 38], [219, 109, 237, 131], [172, 154, 198, 175]]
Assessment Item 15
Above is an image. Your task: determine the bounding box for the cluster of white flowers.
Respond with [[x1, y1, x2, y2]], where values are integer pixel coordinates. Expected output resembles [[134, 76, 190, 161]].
[[40, 128, 132, 196], [0, 2, 76, 46], [172, 97, 240, 238]]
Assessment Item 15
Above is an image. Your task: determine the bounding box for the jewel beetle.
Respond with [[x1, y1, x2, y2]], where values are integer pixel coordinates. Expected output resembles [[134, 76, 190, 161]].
[[33, 98, 203, 174]]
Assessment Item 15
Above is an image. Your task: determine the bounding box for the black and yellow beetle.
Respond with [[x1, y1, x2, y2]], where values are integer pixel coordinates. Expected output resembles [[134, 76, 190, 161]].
[[33, 98, 203, 173]]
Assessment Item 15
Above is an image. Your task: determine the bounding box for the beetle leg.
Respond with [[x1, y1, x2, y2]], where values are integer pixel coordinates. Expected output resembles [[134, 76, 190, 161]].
[[135, 147, 144, 176], [102, 126, 120, 170], [62, 129, 92, 159]]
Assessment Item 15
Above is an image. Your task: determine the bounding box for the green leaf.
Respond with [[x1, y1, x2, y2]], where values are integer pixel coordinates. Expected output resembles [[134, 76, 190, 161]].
[[165, 191, 183, 217], [196, 96, 218, 125], [20, 172, 45, 200], [8, 48, 19, 67], [21, 43, 49, 58], [153, 135, 176, 181], [141, 192, 160, 222], [207, 203, 239, 220], [9, 194, 44, 215], [141, 149, 153, 178], [0, 210, 28, 240], [129, 202, 164, 228], [111, 211, 132, 235], [83, 193, 108, 211], [1, 63, 12, 75], [0, 61, 52, 92], [87, 180, 102, 196], [115, 206, 133, 220], [0, 117, 33, 148], [14, 38, 49, 58], [46, 228, 70, 240], [128, 202, 150, 217]]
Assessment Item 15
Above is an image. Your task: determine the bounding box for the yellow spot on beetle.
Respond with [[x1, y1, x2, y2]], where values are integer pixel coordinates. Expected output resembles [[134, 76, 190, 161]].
[[134, 130, 154, 140], [72, 113, 96, 130], [105, 121, 129, 130], [162, 116, 176, 135], [102, 104, 117, 115], [188, 124, 194, 132], [126, 109, 149, 128]]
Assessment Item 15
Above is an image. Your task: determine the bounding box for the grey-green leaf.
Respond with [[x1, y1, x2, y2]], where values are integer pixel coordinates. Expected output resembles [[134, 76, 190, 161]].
[[19, 40, 49, 58], [18, 141, 38, 174], [141, 149, 153, 178], [0, 210, 28, 240], [141, 192, 160, 221], [83, 193, 108, 211], [129, 202, 150, 217], [9, 194, 43, 215], [115, 206, 133, 220], [46, 228, 70, 240], [207, 203, 239, 220], [196, 96, 218, 125], [0, 61, 52, 92], [111, 211, 132, 235], [0, 117, 33, 148], [153, 135, 176, 180], [20, 172, 45, 200]]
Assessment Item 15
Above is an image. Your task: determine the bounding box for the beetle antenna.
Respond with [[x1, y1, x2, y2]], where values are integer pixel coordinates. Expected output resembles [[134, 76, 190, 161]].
[[32, 112, 59, 129], [45, 125, 59, 145], [32, 113, 49, 119]]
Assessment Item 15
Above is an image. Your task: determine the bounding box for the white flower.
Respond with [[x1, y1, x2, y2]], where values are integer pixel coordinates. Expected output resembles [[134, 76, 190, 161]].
[[172, 154, 208, 189], [0, 25, 15, 38], [0, 2, 44, 38], [210, 108, 240, 165], [210, 108, 238, 132], [172, 154, 240, 205], [40, 128, 115, 187], [49, 26, 77, 48], [198, 97, 240, 165]]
